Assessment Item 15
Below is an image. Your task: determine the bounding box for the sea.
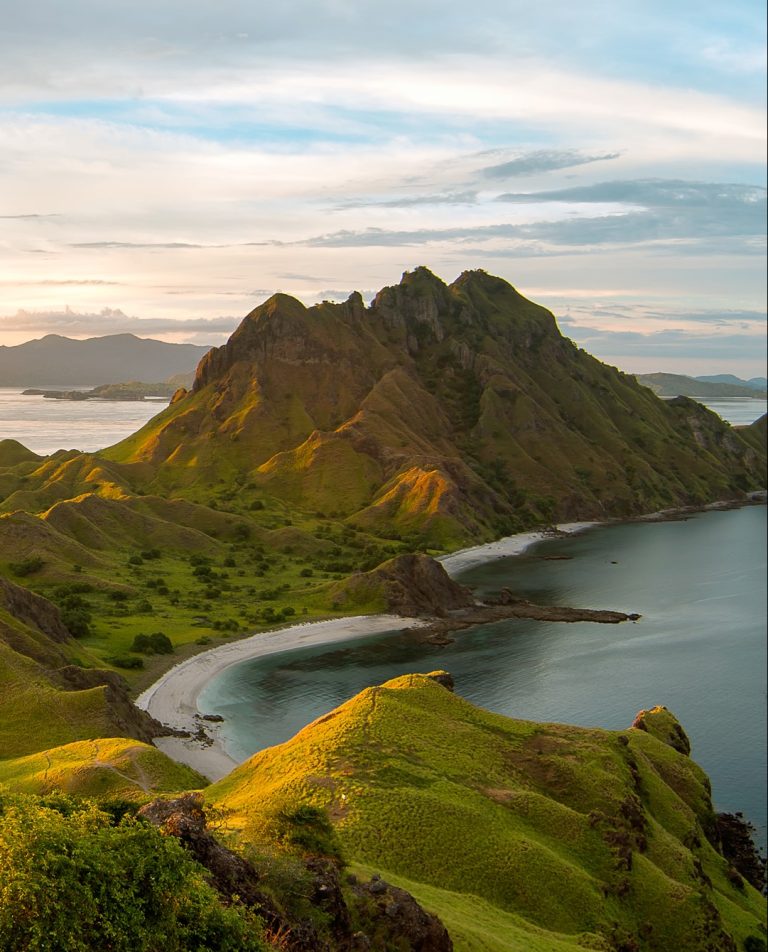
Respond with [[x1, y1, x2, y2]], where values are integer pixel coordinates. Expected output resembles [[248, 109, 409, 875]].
[[200, 505, 767, 848], [0, 387, 170, 455]]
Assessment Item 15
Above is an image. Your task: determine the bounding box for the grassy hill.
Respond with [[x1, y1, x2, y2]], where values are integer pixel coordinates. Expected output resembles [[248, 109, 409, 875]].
[[209, 673, 767, 951]]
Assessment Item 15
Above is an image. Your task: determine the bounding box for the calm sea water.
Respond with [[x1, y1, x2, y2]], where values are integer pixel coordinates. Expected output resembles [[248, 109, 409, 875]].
[[0, 388, 169, 454], [200, 506, 767, 847], [696, 398, 766, 426]]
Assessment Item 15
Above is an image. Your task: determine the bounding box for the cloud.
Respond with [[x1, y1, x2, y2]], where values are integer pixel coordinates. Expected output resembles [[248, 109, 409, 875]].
[[334, 191, 478, 210], [479, 150, 620, 179], [0, 213, 61, 219], [71, 241, 223, 249], [71, 240, 281, 249], [495, 179, 766, 207], [0, 279, 122, 286], [566, 325, 764, 362], [0, 307, 240, 338]]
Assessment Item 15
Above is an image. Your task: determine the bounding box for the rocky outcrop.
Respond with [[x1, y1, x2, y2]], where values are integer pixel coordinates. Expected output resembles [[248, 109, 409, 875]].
[[348, 873, 453, 951], [139, 793, 453, 951], [0, 577, 71, 645], [49, 665, 175, 743], [364, 553, 474, 616], [631, 705, 691, 755]]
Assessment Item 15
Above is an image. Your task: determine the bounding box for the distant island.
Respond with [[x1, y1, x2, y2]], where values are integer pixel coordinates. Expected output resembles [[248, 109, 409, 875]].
[[0, 333, 210, 386], [635, 371, 767, 399], [22, 374, 192, 402]]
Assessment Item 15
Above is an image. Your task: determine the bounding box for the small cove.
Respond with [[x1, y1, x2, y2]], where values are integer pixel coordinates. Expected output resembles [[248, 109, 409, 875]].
[[199, 505, 768, 847]]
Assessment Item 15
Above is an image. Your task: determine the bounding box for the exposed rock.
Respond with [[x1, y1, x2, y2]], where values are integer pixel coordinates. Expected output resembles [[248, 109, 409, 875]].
[[350, 874, 453, 951], [631, 705, 691, 755], [139, 793, 454, 951], [0, 577, 72, 645], [716, 812, 767, 894], [48, 665, 183, 742], [363, 553, 474, 616], [139, 793, 275, 909], [425, 670, 455, 691], [415, 591, 638, 643]]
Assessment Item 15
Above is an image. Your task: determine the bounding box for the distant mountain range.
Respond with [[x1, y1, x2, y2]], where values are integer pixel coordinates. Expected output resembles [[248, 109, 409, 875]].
[[696, 374, 767, 391], [0, 334, 211, 386], [635, 372, 767, 399]]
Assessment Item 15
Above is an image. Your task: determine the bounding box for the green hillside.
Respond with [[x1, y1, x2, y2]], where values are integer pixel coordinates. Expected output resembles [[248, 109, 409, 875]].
[[209, 673, 767, 952]]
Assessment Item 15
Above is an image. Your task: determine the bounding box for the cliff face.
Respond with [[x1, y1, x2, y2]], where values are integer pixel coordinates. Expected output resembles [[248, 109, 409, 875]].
[[101, 268, 764, 547]]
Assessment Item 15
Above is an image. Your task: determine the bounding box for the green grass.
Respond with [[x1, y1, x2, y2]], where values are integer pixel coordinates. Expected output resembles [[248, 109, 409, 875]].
[[208, 674, 766, 951], [0, 737, 204, 800]]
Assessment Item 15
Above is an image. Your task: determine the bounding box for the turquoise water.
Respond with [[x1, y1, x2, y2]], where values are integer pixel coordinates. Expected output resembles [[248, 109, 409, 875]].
[[200, 506, 767, 846]]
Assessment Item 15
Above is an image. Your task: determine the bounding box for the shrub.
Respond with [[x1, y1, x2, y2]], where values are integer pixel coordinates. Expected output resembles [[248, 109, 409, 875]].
[[0, 795, 265, 950], [131, 632, 174, 655], [9, 557, 44, 578], [61, 607, 91, 638], [275, 804, 344, 863], [108, 655, 144, 669]]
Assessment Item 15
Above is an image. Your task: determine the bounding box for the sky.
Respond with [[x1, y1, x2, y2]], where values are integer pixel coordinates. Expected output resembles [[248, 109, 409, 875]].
[[1, 0, 766, 377]]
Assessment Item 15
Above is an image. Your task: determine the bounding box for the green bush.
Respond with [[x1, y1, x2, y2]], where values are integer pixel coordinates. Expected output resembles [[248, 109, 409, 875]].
[[131, 632, 174, 655], [107, 655, 144, 670], [9, 557, 44, 578], [0, 795, 266, 951]]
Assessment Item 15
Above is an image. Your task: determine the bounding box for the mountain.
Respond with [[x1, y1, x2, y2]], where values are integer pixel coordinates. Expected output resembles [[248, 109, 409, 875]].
[[697, 374, 768, 392], [0, 333, 211, 386], [100, 268, 765, 549], [209, 672, 767, 951], [635, 372, 767, 399]]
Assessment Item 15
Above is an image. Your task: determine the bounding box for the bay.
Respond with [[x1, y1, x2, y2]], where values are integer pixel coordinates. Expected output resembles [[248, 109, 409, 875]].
[[199, 506, 768, 847], [0, 387, 169, 455]]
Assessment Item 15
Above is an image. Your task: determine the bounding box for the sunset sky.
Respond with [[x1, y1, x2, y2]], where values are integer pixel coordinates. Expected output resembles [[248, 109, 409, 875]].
[[1, 0, 765, 376]]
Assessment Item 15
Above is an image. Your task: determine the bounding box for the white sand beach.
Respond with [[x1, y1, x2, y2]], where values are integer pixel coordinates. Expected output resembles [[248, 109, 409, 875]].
[[135, 614, 422, 781], [437, 521, 599, 574]]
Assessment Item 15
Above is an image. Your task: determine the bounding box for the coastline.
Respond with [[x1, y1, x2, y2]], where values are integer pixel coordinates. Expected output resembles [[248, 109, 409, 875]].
[[136, 521, 599, 781], [136, 614, 423, 781]]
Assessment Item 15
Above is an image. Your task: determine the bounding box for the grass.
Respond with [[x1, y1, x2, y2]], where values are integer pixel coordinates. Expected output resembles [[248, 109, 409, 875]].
[[208, 673, 766, 951], [0, 737, 204, 800]]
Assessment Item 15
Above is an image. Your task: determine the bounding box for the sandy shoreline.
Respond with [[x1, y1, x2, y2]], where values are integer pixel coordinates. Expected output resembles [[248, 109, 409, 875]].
[[136, 521, 600, 781], [437, 521, 598, 574], [136, 614, 423, 781]]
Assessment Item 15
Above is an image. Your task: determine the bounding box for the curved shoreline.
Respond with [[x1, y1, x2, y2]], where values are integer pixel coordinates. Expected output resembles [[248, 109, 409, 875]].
[[136, 615, 424, 780], [136, 521, 600, 781]]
